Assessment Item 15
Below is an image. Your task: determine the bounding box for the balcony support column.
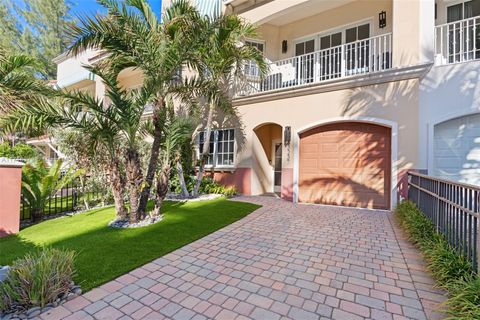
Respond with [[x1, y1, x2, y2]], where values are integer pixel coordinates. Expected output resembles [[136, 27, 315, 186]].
[[392, 0, 435, 67]]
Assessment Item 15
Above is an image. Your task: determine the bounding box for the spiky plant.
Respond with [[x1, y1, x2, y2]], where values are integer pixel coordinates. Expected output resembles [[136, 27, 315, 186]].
[[21, 158, 83, 221]]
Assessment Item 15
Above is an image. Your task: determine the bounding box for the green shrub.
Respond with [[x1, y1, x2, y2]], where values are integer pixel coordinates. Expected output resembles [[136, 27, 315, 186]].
[[0, 248, 76, 313], [446, 277, 480, 319], [395, 201, 479, 319], [169, 175, 237, 197], [0, 142, 37, 159]]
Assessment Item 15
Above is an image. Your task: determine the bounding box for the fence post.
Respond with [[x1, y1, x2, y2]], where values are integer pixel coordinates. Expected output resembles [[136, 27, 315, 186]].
[[476, 191, 480, 274], [0, 158, 24, 237]]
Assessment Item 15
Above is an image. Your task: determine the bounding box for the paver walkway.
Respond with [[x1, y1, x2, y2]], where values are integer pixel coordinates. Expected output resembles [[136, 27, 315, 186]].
[[41, 196, 446, 320]]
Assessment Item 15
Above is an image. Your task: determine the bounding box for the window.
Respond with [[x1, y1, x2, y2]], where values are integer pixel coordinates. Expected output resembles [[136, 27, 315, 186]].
[[446, 1, 480, 62], [447, 1, 479, 22], [198, 129, 235, 167], [244, 40, 264, 77]]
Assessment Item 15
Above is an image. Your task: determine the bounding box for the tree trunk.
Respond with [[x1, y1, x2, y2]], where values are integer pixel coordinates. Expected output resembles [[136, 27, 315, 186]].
[[152, 167, 170, 219], [176, 161, 189, 198], [80, 175, 90, 210], [109, 158, 127, 220], [31, 208, 43, 222], [125, 148, 144, 223], [138, 96, 164, 217], [193, 103, 214, 197]]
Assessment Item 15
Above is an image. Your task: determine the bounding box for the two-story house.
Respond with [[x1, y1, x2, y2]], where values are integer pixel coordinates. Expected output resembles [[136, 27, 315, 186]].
[[55, 0, 480, 211]]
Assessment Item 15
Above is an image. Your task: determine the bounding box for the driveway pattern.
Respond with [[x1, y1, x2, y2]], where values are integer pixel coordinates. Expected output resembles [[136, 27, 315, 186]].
[[41, 196, 445, 320]]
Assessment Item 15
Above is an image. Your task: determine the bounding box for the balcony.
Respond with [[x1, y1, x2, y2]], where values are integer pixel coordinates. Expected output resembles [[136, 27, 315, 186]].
[[234, 33, 392, 97], [435, 15, 480, 66]]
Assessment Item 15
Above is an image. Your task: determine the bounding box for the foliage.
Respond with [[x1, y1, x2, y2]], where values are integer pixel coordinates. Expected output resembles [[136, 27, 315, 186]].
[[21, 158, 83, 221], [0, 199, 260, 292], [0, 0, 73, 79], [170, 175, 237, 197], [0, 49, 42, 117], [0, 142, 37, 159], [395, 201, 479, 319], [192, 12, 267, 196], [0, 248, 75, 313]]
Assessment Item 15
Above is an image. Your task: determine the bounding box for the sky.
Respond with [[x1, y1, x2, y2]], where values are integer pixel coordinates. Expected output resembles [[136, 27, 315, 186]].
[[69, 0, 162, 17]]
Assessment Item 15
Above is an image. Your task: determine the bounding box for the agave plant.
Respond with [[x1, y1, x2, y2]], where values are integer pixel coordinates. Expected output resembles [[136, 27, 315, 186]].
[[21, 158, 83, 221]]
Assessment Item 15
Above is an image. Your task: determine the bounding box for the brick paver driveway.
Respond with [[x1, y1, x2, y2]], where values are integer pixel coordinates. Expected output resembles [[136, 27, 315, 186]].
[[42, 196, 445, 320]]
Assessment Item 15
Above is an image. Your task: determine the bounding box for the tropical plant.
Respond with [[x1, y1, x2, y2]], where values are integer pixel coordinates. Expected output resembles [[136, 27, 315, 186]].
[[151, 106, 194, 217], [21, 158, 83, 221], [0, 0, 73, 79], [0, 248, 76, 313], [0, 49, 40, 115], [0, 142, 37, 159], [192, 13, 267, 196], [66, 0, 209, 219]]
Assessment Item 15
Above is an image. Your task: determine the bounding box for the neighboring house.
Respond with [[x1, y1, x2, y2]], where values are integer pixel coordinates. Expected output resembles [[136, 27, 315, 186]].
[[56, 0, 480, 211]]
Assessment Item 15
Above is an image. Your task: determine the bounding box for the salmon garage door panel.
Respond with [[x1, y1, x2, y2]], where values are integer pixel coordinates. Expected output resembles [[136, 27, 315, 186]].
[[299, 122, 391, 209]]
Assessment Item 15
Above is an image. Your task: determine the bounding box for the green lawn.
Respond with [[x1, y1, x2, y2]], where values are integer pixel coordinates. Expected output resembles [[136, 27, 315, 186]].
[[1, 198, 260, 291]]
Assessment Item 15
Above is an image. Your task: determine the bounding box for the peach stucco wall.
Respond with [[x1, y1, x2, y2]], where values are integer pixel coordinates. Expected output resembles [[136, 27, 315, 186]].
[[0, 163, 23, 237], [236, 78, 420, 203]]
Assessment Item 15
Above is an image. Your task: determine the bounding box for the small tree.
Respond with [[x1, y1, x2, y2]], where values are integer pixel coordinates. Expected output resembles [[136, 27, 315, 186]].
[[21, 158, 83, 221], [191, 13, 267, 196]]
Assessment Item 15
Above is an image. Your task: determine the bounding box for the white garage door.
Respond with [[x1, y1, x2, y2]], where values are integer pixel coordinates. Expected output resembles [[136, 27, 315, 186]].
[[433, 113, 480, 185]]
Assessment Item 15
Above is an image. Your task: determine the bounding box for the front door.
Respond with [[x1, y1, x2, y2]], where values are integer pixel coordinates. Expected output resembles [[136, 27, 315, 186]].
[[274, 143, 282, 193]]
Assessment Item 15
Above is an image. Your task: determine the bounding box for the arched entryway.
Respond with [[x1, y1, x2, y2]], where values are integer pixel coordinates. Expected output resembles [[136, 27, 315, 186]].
[[298, 121, 391, 209], [253, 123, 283, 195]]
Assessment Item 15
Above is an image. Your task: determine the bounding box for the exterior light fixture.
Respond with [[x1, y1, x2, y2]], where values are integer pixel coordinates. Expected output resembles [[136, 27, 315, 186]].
[[379, 11, 386, 29], [282, 40, 288, 53], [284, 126, 291, 146]]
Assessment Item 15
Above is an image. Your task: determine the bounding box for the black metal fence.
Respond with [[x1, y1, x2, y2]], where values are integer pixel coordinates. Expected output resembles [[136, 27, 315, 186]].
[[408, 171, 480, 272], [20, 177, 106, 221]]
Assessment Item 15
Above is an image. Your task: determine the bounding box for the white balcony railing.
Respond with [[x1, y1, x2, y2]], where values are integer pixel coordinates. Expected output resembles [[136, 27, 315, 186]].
[[435, 16, 480, 66], [235, 33, 392, 97]]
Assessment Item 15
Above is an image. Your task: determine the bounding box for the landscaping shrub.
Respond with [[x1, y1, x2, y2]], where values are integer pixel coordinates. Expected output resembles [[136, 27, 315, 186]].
[[0, 142, 37, 159], [395, 201, 479, 319], [0, 248, 76, 313], [170, 175, 237, 197]]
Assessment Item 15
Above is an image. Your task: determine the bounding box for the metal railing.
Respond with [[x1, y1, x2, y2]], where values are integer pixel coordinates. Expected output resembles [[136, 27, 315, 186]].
[[235, 33, 392, 97], [435, 15, 480, 65], [408, 172, 480, 272], [20, 177, 107, 221]]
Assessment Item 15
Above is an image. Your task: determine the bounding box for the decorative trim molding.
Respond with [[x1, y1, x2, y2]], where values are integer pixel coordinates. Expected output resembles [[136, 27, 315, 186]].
[[233, 63, 432, 106]]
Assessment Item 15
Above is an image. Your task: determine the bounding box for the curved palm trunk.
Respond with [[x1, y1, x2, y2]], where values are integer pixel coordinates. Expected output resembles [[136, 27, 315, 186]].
[[193, 102, 214, 197], [152, 166, 171, 219], [109, 158, 127, 220], [125, 148, 144, 222], [138, 96, 164, 217], [176, 161, 189, 198]]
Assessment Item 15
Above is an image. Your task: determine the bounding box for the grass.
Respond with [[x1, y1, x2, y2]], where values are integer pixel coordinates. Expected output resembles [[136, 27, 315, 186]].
[[395, 201, 479, 319], [0, 198, 260, 292]]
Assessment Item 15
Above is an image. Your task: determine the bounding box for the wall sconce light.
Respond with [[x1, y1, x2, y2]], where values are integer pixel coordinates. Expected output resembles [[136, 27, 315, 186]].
[[379, 11, 386, 29], [284, 126, 291, 146], [282, 40, 288, 54]]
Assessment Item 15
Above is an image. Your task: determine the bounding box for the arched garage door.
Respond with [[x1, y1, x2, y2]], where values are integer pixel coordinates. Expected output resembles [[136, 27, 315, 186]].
[[299, 122, 391, 209], [433, 113, 480, 185]]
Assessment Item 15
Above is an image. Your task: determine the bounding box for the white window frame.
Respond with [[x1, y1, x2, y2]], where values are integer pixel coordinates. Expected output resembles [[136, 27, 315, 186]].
[[293, 18, 374, 52], [198, 128, 236, 168], [243, 39, 265, 78], [445, 0, 476, 22]]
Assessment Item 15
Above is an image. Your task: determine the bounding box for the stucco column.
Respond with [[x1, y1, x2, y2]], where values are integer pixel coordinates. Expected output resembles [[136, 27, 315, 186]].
[[0, 158, 24, 237]]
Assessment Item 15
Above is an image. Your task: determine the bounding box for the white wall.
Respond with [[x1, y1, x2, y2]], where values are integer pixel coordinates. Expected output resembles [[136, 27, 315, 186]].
[[419, 60, 480, 174]]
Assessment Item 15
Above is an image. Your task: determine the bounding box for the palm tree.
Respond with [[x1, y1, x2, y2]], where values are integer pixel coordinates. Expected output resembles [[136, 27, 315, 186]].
[[0, 60, 154, 221], [21, 158, 83, 221], [151, 104, 194, 218], [67, 0, 204, 220], [0, 49, 40, 115], [191, 13, 267, 197]]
